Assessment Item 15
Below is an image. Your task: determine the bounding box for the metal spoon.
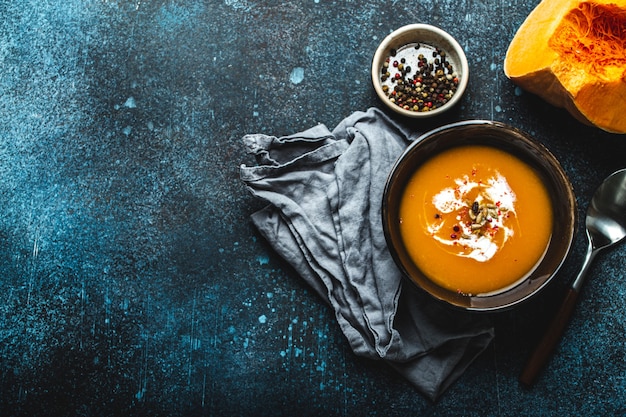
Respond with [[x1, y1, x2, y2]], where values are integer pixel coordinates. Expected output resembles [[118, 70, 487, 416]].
[[520, 168, 626, 386]]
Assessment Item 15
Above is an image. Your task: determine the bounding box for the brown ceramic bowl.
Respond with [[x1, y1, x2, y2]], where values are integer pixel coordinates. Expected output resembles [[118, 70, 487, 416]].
[[382, 120, 577, 311]]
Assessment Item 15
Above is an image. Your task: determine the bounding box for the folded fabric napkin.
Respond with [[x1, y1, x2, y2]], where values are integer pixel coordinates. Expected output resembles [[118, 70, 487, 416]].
[[240, 107, 494, 401]]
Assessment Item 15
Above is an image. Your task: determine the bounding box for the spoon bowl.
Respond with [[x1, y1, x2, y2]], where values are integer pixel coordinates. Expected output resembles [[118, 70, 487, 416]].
[[585, 171, 626, 252], [520, 168, 626, 386]]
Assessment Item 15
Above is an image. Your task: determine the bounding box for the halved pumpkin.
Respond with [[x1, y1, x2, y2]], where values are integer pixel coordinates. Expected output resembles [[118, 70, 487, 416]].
[[504, 0, 626, 134]]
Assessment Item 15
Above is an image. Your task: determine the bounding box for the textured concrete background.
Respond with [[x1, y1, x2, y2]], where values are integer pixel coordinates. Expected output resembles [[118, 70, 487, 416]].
[[1, 0, 625, 416]]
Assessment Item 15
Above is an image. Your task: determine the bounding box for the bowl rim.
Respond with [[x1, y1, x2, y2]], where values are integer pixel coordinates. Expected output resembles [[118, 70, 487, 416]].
[[381, 120, 578, 311], [371, 23, 469, 118]]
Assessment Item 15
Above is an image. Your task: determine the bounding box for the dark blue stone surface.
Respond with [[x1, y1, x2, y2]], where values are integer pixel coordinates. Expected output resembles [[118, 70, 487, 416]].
[[1, 1, 625, 416]]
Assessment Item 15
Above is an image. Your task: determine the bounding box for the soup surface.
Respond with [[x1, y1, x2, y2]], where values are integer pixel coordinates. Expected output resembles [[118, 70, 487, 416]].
[[398, 145, 553, 295]]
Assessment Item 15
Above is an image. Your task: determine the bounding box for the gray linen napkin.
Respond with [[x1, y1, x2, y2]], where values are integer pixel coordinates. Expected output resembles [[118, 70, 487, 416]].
[[240, 107, 494, 401]]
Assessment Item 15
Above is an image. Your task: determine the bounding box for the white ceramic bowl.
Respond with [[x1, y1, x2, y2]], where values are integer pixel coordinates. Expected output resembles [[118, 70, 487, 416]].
[[371, 24, 469, 118]]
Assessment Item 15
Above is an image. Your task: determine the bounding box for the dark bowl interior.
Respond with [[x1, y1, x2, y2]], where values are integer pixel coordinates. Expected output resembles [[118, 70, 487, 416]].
[[382, 120, 577, 311]]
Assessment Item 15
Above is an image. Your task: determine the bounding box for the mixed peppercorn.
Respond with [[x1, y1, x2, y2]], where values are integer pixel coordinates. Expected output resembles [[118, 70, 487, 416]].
[[380, 43, 460, 112]]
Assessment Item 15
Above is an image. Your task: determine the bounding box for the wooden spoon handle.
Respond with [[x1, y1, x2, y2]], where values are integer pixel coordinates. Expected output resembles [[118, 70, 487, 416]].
[[519, 287, 580, 387]]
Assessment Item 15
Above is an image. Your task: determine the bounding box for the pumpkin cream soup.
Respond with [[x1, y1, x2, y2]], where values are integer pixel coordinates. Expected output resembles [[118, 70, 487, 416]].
[[399, 145, 553, 295]]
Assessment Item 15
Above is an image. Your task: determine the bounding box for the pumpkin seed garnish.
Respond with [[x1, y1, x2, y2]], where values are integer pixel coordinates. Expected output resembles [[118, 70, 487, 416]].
[[468, 200, 502, 234]]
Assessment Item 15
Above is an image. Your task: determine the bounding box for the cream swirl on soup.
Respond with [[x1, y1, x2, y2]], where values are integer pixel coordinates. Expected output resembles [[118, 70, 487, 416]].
[[428, 172, 517, 262]]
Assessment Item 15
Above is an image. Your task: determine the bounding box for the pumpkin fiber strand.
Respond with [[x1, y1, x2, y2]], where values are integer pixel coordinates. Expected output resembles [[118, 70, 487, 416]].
[[550, 3, 626, 69]]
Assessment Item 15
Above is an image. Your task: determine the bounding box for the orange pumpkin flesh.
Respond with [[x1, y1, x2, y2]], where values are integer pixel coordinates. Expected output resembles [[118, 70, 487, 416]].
[[504, 0, 626, 134]]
